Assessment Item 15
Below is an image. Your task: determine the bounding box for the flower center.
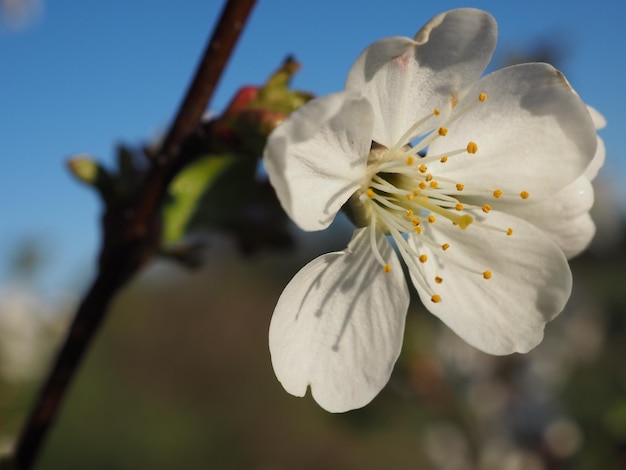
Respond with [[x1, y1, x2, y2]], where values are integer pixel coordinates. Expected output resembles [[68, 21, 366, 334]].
[[348, 92, 531, 303]]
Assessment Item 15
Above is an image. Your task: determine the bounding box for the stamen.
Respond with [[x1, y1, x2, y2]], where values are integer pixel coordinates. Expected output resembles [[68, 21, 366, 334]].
[[482, 204, 492, 213], [430, 181, 438, 189], [440, 156, 448, 163], [493, 189, 502, 198], [428, 215, 436, 224], [456, 183, 464, 191], [419, 254, 428, 263], [483, 270, 492, 280], [406, 209, 414, 217], [384, 264, 392, 273], [418, 164, 428, 173], [403, 126, 450, 158], [520, 191, 529, 199], [389, 112, 439, 156], [466, 142, 478, 154], [368, 219, 388, 268], [478, 92, 488, 102], [406, 156, 415, 165], [366, 188, 375, 198], [431, 294, 441, 303], [370, 193, 408, 212], [390, 230, 438, 301], [435, 276, 443, 284], [441, 243, 450, 251], [421, 146, 473, 163], [507, 228, 513, 236], [455, 203, 464, 211], [416, 197, 473, 229]]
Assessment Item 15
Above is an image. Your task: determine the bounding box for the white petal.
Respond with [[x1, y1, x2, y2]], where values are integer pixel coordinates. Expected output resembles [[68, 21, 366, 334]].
[[587, 105, 607, 130], [428, 63, 597, 198], [408, 211, 572, 355], [585, 135, 606, 181], [269, 228, 409, 412], [345, 9, 496, 147], [503, 176, 596, 258], [264, 91, 374, 231]]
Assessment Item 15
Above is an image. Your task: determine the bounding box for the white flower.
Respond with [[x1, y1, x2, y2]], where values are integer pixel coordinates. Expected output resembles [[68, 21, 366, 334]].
[[263, 8, 600, 412]]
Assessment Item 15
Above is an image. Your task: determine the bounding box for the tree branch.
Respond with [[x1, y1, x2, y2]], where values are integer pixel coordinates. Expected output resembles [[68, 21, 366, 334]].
[[10, 1, 257, 468]]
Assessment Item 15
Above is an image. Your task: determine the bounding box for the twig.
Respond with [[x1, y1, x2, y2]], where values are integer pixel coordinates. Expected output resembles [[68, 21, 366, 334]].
[[10, 1, 257, 468]]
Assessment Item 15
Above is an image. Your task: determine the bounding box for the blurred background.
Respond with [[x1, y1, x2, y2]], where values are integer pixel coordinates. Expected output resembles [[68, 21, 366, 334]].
[[1, 0, 625, 468]]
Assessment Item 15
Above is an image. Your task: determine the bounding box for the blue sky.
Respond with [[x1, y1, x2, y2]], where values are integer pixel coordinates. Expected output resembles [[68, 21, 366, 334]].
[[1, 0, 624, 295]]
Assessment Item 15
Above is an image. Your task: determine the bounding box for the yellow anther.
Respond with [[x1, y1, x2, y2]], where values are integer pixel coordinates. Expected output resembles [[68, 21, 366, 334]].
[[413, 189, 421, 196], [406, 209, 414, 217], [483, 270, 492, 280], [433, 108, 440, 116], [412, 218, 420, 226], [431, 294, 441, 303], [366, 188, 375, 198], [456, 183, 464, 191], [425, 173, 433, 182], [417, 196, 473, 230], [520, 190, 530, 199], [440, 156, 448, 163], [406, 156, 415, 165], [438, 127, 448, 136], [441, 243, 450, 251], [467, 142, 478, 154], [406, 193, 414, 200], [430, 181, 439, 189], [455, 203, 464, 211], [414, 226, 423, 234], [478, 92, 488, 102], [419, 254, 428, 263], [493, 189, 503, 199], [458, 215, 473, 229], [435, 276, 443, 284], [418, 164, 428, 173], [384, 264, 391, 273], [506, 227, 513, 236], [419, 181, 427, 190], [482, 204, 492, 213]]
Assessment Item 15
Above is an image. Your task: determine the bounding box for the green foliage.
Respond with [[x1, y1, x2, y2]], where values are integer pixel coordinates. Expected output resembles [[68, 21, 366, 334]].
[[162, 154, 292, 255], [162, 155, 234, 244]]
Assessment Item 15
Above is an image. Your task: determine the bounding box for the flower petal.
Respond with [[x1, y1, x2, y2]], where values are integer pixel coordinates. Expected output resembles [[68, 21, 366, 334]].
[[264, 91, 374, 231], [502, 176, 596, 258], [408, 211, 572, 355], [429, 63, 597, 198], [269, 228, 409, 412], [587, 105, 607, 130], [585, 134, 606, 181], [584, 105, 606, 180], [345, 9, 496, 147]]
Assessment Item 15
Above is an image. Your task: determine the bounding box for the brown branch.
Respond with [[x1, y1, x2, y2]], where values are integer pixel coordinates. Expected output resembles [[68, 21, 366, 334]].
[[10, 1, 257, 469]]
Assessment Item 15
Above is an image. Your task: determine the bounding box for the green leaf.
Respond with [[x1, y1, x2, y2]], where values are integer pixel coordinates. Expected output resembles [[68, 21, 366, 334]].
[[162, 154, 234, 244], [185, 156, 257, 233]]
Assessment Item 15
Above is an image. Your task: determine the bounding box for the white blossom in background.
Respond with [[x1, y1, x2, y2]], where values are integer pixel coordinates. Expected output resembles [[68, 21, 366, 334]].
[[0, 284, 66, 382], [0, 0, 42, 31], [263, 8, 601, 412]]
